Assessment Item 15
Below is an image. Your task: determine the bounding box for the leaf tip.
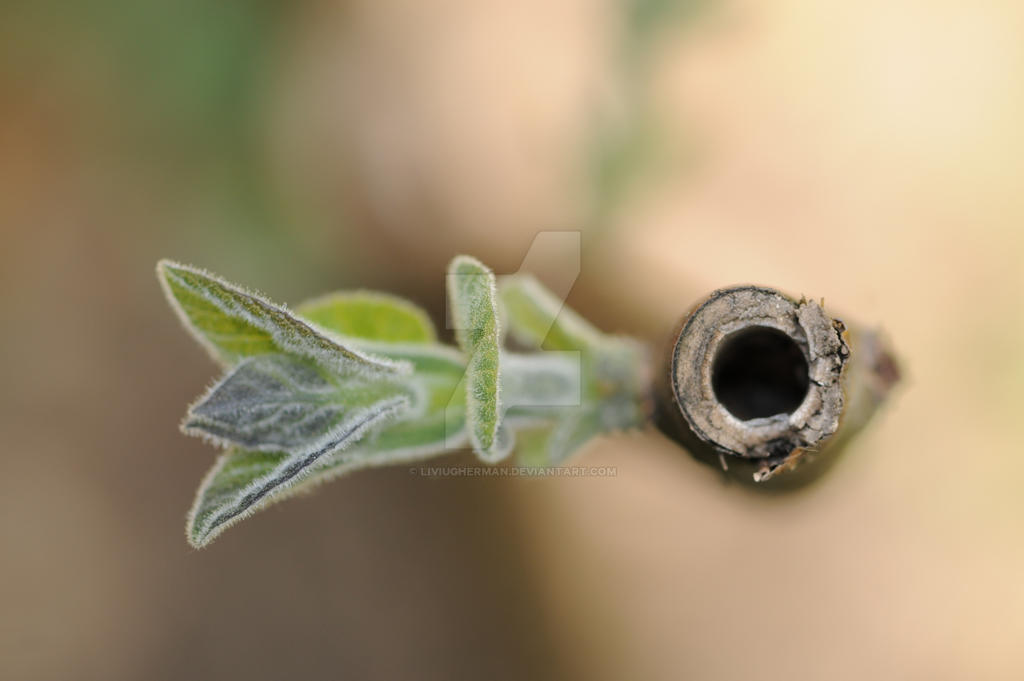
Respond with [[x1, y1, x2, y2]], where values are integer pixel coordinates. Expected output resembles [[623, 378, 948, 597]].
[[156, 257, 180, 275], [156, 259, 198, 290], [155, 258, 182, 298], [448, 253, 487, 273]]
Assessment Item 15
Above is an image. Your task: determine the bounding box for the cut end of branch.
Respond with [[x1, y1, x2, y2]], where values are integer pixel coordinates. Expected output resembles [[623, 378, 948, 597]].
[[661, 286, 856, 483]]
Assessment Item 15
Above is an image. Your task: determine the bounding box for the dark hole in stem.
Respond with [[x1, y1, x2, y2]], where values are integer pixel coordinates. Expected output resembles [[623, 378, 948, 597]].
[[711, 326, 810, 420]]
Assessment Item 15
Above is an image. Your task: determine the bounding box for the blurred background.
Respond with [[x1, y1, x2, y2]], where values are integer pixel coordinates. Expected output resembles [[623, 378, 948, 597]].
[[2, 0, 1023, 679]]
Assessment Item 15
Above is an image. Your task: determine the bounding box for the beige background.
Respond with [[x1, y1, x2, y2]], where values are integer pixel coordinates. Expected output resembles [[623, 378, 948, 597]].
[[1, 0, 1022, 679]]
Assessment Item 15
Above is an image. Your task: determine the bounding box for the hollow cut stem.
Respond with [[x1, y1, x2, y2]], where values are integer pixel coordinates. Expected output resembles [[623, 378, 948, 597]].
[[654, 286, 899, 486]]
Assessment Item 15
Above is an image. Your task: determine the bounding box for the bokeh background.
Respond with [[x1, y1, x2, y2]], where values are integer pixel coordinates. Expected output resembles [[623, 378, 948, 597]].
[[2, 0, 1023, 679]]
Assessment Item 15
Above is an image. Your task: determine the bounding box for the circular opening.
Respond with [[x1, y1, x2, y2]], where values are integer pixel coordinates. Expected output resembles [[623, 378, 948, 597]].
[[711, 326, 810, 421]]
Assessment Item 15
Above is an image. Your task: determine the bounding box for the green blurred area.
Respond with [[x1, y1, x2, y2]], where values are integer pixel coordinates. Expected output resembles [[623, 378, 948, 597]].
[[2, 0, 319, 288]]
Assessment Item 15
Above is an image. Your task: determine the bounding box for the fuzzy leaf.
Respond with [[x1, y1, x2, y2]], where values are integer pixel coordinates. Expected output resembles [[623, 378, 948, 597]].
[[499, 274, 605, 352], [296, 291, 437, 344], [186, 342, 471, 547], [341, 341, 468, 421], [183, 354, 412, 452], [157, 260, 403, 375], [188, 449, 286, 547], [446, 255, 503, 459], [187, 392, 409, 548], [198, 360, 472, 533], [302, 409, 471, 489], [323, 346, 470, 469]]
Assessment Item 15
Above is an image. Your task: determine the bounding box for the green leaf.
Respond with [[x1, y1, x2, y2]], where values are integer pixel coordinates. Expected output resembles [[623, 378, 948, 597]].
[[312, 410, 470, 484], [186, 392, 409, 548], [340, 340, 468, 422], [341, 339, 466, 380], [446, 255, 504, 460], [258, 362, 473, 502], [183, 354, 413, 452], [188, 448, 285, 548], [157, 260, 404, 375], [296, 291, 437, 344], [499, 274, 604, 352], [184, 350, 465, 547]]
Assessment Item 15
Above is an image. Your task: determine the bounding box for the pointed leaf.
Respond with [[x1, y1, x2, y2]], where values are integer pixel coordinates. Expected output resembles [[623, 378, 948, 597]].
[[188, 448, 285, 548], [157, 260, 403, 375], [188, 371, 472, 547], [296, 291, 437, 344], [183, 354, 413, 452], [446, 255, 504, 460], [186, 393, 409, 548]]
